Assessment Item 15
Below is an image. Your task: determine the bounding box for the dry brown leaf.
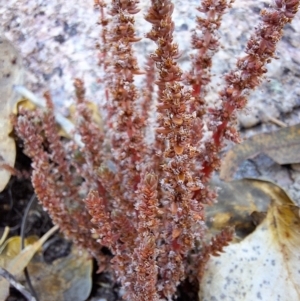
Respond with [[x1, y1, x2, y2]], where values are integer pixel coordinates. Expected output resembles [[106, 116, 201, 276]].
[[0, 225, 58, 301], [220, 124, 300, 181], [200, 181, 300, 301], [206, 178, 293, 240], [26, 245, 93, 301], [0, 235, 39, 257], [13, 89, 101, 146], [59, 101, 103, 138], [0, 228, 92, 301], [0, 36, 24, 192], [14, 97, 37, 113], [69, 102, 102, 127]]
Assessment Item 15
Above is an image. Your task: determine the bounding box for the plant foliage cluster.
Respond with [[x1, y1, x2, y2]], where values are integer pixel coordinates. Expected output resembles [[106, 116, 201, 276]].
[[15, 0, 299, 300]]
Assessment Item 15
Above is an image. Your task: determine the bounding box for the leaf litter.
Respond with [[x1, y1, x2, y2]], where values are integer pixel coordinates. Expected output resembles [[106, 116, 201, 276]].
[[200, 179, 300, 301], [0, 36, 24, 193], [220, 124, 300, 181], [0, 227, 92, 301]]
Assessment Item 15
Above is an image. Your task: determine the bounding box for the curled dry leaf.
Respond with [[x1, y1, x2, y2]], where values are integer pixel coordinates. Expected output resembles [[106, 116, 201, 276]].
[[14, 86, 84, 146], [0, 225, 58, 301], [200, 181, 300, 301], [25, 245, 93, 301], [59, 101, 103, 138], [220, 124, 300, 181], [0, 229, 92, 301], [206, 178, 292, 240], [0, 235, 39, 257], [0, 36, 24, 192]]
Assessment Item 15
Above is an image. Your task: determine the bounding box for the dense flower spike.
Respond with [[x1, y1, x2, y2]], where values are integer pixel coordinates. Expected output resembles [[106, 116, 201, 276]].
[[16, 0, 299, 300], [16, 104, 108, 269], [197, 227, 234, 279], [202, 0, 300, 178], [129, 170, 160, 301], [104, 0, 147, 216], [187, 0, 233, 115], [192, 0, 300, 206], [145, 0, 210, 296]]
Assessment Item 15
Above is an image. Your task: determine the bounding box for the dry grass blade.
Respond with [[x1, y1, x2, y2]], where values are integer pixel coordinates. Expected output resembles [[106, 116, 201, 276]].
[[0, 227, 9, 247]]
